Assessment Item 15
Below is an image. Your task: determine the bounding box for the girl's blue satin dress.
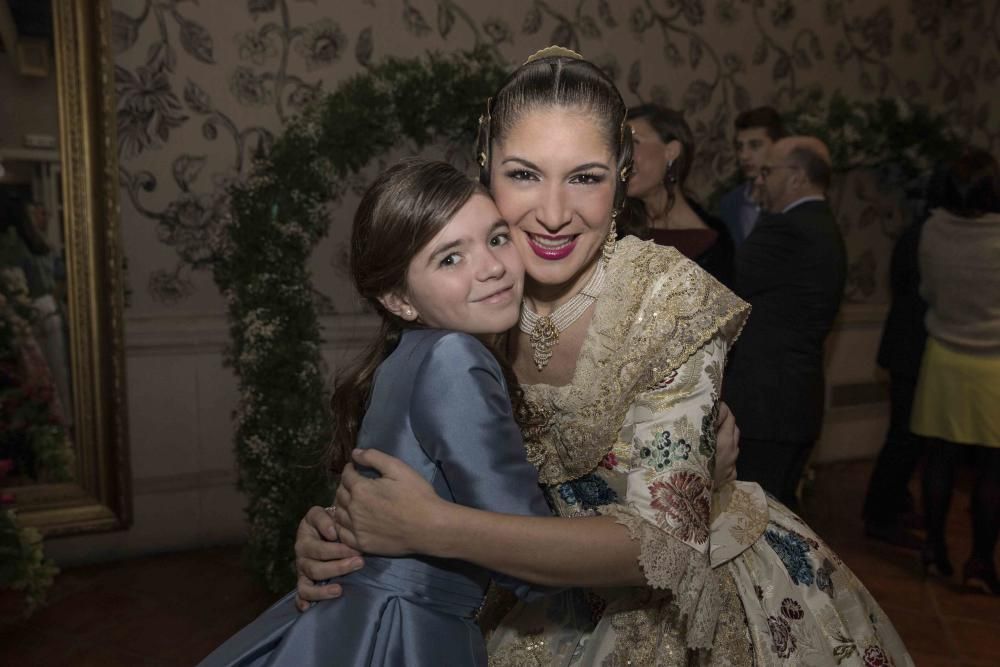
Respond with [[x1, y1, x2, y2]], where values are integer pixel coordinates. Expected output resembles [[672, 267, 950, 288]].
[[198, 330, 551, 667]]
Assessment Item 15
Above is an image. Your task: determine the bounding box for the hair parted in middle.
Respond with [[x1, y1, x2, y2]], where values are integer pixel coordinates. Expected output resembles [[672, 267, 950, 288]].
[[475, 49, 634, 213]]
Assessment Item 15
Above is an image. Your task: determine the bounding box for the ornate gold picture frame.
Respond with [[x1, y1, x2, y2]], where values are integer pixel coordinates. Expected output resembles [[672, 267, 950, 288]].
[[2, 0, 131, 536]]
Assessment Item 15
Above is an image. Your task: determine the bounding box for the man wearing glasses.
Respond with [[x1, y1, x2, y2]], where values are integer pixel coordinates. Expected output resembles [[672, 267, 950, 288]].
[[722, 136, 847, 511]]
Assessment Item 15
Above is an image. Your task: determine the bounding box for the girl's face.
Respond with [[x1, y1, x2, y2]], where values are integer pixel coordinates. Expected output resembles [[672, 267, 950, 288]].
[[489, 107, 616, 291], [627, 117, 674, 200], [384, 193, 524, 335]]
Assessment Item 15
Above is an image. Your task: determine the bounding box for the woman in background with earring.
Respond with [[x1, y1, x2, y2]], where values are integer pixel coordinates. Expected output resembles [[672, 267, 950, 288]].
[[620, 104, 734, 286]]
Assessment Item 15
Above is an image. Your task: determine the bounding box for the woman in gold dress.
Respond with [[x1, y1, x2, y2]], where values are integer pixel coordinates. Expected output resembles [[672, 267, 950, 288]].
[[296, 48, 912, 666]]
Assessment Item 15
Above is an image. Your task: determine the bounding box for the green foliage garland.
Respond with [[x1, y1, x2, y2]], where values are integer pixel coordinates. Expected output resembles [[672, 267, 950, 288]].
[[787, 92, 960, 189], [213, 48, 509, 591], [710, 93, 959, 212]]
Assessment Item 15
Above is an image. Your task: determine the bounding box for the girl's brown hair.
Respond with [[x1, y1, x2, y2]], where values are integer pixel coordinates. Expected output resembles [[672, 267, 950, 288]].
[[327, 158, 527, 473], [327, 159, 479, 473]]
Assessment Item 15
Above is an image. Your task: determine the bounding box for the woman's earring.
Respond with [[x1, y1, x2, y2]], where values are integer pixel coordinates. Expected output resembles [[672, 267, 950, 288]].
[[603, 211, 618, 263], [667, 159, 678, 185]]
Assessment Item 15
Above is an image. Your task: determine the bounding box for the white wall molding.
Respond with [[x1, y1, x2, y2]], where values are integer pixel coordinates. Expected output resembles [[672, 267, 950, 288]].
[[125, 312, 382, 355], [126, 304, 886, 355], [132, 469, 237, 495]]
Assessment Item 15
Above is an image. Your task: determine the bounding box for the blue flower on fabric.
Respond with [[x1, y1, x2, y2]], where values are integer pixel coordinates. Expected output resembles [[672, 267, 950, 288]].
[[557, 474, 618, 510], [558, 484, 578, 505], [765, 527, 815, 586]]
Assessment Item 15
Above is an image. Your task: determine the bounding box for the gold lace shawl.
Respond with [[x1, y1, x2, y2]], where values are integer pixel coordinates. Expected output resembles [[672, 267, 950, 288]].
[[521, 237, 750, 486]]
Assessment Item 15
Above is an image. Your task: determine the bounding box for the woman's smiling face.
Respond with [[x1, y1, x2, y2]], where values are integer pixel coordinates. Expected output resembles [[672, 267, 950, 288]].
[[489, 107, 617, 292]]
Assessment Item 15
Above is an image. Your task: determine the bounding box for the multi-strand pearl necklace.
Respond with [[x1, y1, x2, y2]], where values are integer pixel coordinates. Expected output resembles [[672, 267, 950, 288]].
[[518, 261, 607, 371]]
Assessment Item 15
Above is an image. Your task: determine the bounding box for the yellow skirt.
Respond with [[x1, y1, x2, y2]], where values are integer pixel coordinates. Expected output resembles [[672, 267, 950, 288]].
[[911, 337, 1000, 447]]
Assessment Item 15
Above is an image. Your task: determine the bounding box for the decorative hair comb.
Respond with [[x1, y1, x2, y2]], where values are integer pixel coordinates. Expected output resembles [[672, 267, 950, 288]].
[[523, 45, 584, 65]]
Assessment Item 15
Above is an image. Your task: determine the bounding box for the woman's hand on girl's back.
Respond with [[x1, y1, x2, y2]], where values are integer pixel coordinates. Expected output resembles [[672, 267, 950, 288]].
[[335, 449, 448, 557]]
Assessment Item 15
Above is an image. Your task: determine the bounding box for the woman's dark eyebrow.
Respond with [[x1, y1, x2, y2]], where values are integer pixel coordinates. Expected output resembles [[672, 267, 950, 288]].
[[501, 157, 610, 172]]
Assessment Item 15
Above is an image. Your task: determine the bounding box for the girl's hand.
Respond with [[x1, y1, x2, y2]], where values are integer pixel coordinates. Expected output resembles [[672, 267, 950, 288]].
[[293, 506, 364, 612], [334, 449, 448, 556]]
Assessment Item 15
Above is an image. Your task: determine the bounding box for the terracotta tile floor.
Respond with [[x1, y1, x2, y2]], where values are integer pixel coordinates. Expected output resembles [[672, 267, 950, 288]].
[[1, 460, 997, 666]]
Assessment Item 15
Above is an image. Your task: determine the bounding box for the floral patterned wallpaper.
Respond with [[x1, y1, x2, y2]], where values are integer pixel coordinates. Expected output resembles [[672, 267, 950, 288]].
[[111, 0, 1000, 315]]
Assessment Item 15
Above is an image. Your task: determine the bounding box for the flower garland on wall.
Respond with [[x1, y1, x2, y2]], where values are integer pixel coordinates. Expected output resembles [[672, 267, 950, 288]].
[[212, 47, 508, 591], [0, 269, 62, 615], [788, 92, 959, 186]]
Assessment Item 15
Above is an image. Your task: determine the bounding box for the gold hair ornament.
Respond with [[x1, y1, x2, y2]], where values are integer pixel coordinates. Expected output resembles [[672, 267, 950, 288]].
[[477, 96, 493, 169], [523, 45, 585, 65], [604, 211, 618, 263]]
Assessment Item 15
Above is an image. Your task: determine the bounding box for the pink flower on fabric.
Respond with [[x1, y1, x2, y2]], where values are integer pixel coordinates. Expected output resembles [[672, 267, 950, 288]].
[[600, 452, 619, 470], [780, 598, 804, 620], [648, 471, 710, 545], [767, 615, 796, 658], [862, 645, 891, 667]]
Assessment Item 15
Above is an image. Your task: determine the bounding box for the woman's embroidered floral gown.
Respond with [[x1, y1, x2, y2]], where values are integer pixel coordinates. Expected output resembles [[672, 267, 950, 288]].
[[487, 238, 913, 667]]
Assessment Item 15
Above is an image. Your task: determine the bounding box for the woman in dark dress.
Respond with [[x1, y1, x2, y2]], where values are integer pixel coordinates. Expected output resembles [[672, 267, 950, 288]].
[[198, 159, 551, 666], [619, 104, 734, 286]]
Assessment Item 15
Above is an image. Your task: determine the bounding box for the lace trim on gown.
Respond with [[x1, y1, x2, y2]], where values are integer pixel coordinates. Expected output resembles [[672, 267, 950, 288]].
[[603, 504, 722, 650], [522, 237, 750, 486]]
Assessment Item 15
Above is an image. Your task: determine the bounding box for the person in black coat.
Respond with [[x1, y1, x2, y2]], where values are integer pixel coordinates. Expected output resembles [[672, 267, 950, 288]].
[[861, 216, 928, 547], [722, 136, 847, 509]]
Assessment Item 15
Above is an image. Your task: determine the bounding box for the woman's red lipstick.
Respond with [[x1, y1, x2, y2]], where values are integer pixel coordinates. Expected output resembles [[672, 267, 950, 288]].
[[526, 233, 577, 260]]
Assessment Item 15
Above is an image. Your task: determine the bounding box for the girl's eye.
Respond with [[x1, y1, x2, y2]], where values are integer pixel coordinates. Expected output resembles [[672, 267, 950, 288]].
[[570, 172, 606, 185], [439, 253, 462, 268], [490, 232, 511, 247], [505, 169, 538, 181]]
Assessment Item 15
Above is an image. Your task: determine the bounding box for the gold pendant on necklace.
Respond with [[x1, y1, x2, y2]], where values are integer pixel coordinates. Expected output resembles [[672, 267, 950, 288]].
[[529, 315, 559, 371]]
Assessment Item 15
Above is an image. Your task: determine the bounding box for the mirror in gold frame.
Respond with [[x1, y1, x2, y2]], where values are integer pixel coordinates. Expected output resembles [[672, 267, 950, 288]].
[[0, 0, 130, 536]]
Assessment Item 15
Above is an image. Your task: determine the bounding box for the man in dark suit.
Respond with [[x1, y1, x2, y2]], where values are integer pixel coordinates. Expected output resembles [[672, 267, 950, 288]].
[[722, 136, 847, 509]]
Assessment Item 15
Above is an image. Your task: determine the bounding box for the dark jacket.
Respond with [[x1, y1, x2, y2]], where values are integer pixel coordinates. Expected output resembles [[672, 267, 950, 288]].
[[619, 197, 735, 287], [722, 200, 847, 443], [875, 218, 927, 380], [690, 200, 735, 287]]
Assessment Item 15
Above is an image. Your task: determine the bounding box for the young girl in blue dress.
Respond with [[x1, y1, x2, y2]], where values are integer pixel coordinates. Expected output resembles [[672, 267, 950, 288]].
[[198, 158, 551, 666]]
